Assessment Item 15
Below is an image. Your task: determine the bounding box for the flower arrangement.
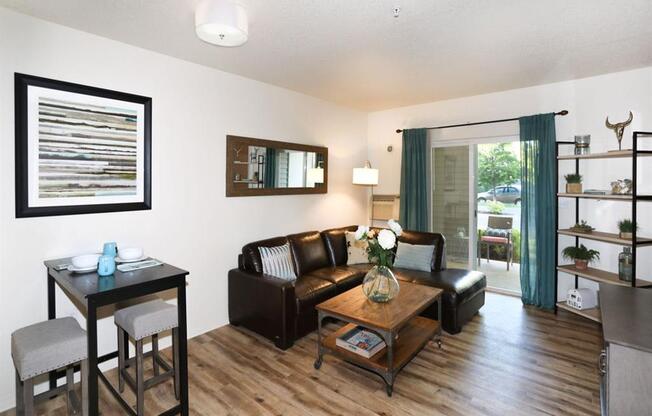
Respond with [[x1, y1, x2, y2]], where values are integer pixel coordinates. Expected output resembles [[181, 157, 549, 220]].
[[355, 219, 403, 268]]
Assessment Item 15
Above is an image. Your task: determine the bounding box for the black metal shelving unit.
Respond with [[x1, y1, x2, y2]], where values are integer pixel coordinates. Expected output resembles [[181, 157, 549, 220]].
[[554, 131, 652, 323]]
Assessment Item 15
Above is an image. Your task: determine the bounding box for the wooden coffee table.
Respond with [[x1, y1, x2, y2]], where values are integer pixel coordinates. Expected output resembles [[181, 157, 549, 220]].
[[314, 281, 443, 396]]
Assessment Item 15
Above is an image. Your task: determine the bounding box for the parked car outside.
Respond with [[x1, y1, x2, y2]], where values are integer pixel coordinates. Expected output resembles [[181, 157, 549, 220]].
[[477, 185, 521, 204]]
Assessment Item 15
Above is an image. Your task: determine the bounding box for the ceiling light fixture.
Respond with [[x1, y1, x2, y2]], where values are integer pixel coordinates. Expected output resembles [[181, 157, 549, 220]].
[[195, 0, 248, 47]]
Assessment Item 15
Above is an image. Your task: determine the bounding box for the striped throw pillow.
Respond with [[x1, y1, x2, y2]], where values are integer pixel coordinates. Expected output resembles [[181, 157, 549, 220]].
[[392, 242, 434, 272], [258, 243, 297, 281]]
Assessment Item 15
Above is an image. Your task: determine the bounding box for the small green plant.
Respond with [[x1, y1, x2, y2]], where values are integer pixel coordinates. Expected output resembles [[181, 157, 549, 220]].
[[562, 245, 600, 263], [570, 220, 594, 233], [487, 200, 505, 214], [564, 173, 582, 183], [618, 219, 638, 233]]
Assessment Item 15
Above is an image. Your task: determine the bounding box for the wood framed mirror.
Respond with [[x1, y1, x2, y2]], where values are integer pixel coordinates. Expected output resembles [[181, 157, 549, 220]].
[[226, 135, 328, 197]]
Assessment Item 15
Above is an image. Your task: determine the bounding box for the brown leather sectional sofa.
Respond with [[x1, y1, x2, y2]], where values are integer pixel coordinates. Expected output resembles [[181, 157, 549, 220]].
[[228, 226, 486, 350]]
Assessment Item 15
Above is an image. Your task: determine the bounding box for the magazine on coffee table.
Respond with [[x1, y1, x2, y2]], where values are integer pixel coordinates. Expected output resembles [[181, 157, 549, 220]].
[[336, 326, 386, 358]]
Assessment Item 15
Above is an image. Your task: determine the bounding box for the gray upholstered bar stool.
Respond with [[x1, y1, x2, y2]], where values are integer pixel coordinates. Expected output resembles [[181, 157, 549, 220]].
[[115, 299, 179, 416], [11, 317, 88, 416]]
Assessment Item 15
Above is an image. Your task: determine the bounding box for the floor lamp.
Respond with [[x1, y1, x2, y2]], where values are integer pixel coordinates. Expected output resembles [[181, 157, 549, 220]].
[[352, 161, 379, 224]]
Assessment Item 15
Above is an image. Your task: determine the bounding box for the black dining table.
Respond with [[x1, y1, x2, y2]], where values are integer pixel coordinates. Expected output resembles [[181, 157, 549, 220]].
[[44, 258, 190, 416]]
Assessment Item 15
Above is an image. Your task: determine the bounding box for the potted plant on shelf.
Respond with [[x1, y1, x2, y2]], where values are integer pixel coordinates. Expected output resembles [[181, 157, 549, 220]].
[[355, 219, 403, 303], [564, 173, 583, 194], [570, 220, 594, 234], [617, 219, 638, 239], [562, 244, 600, 270]]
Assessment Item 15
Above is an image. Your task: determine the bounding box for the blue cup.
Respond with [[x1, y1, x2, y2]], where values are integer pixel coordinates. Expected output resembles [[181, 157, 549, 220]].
[[98, 255, 116, 276], [103, 242, 117, 257]]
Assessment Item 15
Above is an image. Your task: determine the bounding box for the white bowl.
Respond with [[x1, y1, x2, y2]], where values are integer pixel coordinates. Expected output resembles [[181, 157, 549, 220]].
[[71, 254, 100, 269], [118, 247, 143, 261]]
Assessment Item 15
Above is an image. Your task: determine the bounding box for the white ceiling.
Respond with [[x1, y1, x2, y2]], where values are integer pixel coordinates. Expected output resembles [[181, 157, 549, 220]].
[[2, 0, 652, 111]]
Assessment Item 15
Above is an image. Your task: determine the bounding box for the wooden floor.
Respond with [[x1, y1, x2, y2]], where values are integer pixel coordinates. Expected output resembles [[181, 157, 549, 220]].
[[2, 292, 603, 415]]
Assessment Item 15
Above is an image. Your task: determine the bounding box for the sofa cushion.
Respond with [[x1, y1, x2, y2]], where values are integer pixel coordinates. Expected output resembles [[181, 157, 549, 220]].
[[345, 231, 369, 265], [398, 230, 446, 271], [242, 236, 290, 273], [258, 243, 297, 281], [393, 242, 434, 272], [321, 226, 358, 266], [294, 275, 338, 314], [307, 266, 365, 291], [393, 267, 486, 305], [288, 231, 330, 276]]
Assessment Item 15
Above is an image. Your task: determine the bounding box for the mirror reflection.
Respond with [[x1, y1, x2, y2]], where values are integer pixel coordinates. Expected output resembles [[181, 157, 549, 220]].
[[227, 135, 328, 197], [233, 146, 324, 189]]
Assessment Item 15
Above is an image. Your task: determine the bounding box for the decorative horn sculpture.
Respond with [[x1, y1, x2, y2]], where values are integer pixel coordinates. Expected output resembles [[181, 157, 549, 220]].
[[605, 111, 633, 151]]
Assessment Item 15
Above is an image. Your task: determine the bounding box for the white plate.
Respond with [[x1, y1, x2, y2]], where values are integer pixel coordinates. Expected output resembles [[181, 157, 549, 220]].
[[68, 264, 98, 273], [115, 256, 148, 263]]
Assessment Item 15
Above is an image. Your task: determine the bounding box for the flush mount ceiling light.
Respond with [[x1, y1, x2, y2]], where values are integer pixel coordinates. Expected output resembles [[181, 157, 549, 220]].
[[195, 0, 248, 47]]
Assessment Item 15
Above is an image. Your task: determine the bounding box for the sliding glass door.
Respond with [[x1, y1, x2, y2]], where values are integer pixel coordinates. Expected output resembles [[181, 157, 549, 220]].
[[432, 139, 522, 295]]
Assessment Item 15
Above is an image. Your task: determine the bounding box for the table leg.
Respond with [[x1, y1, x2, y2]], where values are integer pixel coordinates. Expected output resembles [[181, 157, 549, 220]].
[[436, 299, 443, 349], [177, 280, 189, 415], [87, 300, 99, 416], [47, 273, 57, 390], [314, 311, 323, 370], [381, 330, 395, 397]]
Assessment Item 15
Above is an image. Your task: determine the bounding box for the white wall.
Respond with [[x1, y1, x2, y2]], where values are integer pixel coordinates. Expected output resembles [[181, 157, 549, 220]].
[[368, 67, 652, 303], [0, 8, 368, 411]]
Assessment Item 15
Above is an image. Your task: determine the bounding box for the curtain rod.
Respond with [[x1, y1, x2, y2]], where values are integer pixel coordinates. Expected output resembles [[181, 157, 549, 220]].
[[395, 110, 568, 134]]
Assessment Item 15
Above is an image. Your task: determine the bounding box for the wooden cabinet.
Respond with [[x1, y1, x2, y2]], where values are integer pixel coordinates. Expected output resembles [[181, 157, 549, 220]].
[[599, 284, 652, 415]]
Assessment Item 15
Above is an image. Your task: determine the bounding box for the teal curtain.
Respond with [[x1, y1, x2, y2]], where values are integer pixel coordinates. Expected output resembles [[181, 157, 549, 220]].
[[264, 148, 277, 188], [399, 128, 430, 231], [519, 113, 556, 309]]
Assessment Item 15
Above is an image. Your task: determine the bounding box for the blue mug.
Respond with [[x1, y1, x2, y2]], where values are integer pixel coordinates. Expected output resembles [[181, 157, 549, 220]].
[[98, 255, 116, 276], [103, 242, 117, 257]]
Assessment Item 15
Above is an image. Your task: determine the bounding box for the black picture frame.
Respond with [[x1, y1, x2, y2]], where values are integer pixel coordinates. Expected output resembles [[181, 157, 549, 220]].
[[15, 73, 152, 218]]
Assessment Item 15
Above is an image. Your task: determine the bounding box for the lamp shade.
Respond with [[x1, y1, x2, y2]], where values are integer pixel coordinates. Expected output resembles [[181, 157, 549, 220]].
[[307, 167, 324, 184], [195, 0, 248, 47], [352, 166, 378, 185]]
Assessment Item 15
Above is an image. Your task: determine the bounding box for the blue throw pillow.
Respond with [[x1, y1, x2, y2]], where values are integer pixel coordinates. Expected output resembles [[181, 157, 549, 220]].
[[485, 227, 509, 238], [393, 242, 434, 272]]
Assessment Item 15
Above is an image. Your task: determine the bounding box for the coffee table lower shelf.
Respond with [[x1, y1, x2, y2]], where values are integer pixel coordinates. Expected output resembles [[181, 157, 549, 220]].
[[316, 316, 440, 395]]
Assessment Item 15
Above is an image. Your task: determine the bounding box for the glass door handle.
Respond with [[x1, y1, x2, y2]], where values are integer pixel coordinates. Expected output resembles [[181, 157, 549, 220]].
[[598, 350, 607, 375]]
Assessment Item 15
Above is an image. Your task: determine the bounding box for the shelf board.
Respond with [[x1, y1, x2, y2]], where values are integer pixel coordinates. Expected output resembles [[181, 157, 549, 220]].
[[557, 229, 652, 246], [558, 150, 635, 160], [322, 316, 440, 372], [557, 193, 632, 200], [556, 302, 601, 323], [557, 264, 652, 287]]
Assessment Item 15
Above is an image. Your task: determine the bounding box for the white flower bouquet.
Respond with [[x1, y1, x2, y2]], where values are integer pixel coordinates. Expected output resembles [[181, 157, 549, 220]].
[[355, 219, 403, 268]]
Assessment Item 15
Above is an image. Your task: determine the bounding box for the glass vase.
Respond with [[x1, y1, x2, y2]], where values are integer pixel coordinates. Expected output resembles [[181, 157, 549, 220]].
[[362, 265, 400, 303]]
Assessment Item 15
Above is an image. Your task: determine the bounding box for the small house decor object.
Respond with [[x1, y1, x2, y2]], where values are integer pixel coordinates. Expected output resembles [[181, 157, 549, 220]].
[[566, 288, 598, 310], [574, 135, 591, 155], [356, 219, 403, 303], [610, 179, 632, 195], [14, 73, 152, 217], [564, 173, 583, 194], [562, 244, 600, 270], [569, 220, 594, 234], [605, 111, 633, 151], [617, 219, 637, 239], [618, 247, 633, 282]]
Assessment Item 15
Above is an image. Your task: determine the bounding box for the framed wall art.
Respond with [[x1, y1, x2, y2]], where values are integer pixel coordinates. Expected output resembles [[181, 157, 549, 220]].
[[14, 73, 152, 217]]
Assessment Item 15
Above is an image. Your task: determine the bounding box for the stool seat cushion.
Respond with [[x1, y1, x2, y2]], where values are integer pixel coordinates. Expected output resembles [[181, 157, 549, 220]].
[[115, 300, 178, 340], [11, 317, 87, 381]]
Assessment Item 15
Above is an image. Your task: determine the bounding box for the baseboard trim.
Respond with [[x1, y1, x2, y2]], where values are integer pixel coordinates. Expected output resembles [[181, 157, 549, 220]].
[[486, 286, 521, 298]]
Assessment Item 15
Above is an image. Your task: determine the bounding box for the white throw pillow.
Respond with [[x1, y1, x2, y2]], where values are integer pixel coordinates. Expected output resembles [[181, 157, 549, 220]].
[[258, 243, 297, 281], [393, 242, 434, 272], [345, 231, 369, 265]]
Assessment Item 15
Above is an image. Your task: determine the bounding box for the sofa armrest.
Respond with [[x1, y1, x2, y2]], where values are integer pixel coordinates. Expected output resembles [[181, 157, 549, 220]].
[[228, 268, 296, 349]]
